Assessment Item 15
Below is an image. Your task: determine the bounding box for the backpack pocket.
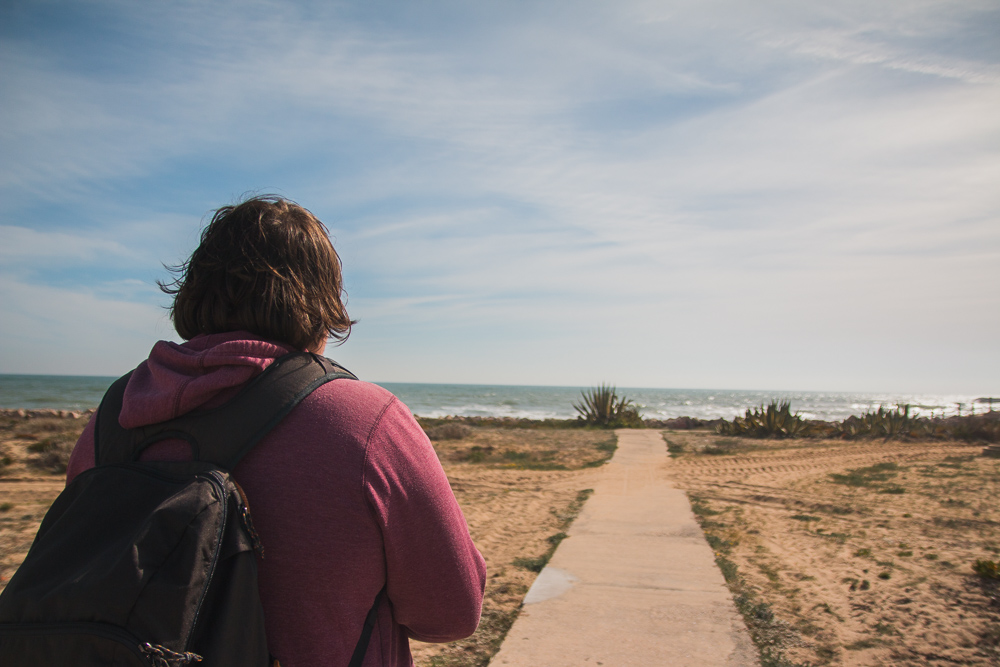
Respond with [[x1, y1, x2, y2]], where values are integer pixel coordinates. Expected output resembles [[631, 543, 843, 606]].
[[0, 621, 161, 666]]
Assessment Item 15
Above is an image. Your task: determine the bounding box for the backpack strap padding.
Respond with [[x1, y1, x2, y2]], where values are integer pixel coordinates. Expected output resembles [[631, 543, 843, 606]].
[[94, 371, 136, 466], [95, 352, 357, 470]]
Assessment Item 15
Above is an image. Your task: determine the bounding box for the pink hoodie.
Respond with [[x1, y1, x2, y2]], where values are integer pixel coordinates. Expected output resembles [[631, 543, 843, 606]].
[[66, 332, 486, 667]]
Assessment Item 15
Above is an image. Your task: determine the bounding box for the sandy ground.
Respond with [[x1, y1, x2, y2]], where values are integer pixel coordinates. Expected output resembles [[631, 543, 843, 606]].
[[0, 414, 87, 593], [380, 426, 615, 666], [5, 413, 999, 666], [662, 429, 1000, 666], [0, 415, 611, 667]]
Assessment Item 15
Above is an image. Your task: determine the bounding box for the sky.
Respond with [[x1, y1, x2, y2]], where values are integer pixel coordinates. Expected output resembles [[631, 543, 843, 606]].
[[1, 0, 998, 393]]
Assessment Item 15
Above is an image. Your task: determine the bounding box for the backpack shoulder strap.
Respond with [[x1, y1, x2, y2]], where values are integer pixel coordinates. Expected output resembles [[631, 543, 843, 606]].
[[93, 371, 135, 466], [95, 352, 357, 470], [187, 352, 357, 469], [349, 586, 386, 667]]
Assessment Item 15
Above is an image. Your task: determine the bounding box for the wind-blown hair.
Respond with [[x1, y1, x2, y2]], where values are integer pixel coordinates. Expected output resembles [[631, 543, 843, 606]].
[[160, 195, 353, 350]]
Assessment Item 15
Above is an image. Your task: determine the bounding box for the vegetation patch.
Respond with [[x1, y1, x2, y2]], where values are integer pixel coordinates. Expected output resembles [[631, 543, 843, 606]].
[[0, 416, 87, 475], [665, 431, 1000, 666], [573, 385, 643, 429], [873, 620, 900, 636], [662, 434, 685, 457], [829, 462, 901, 488], [716, 401, 808, 439], [703, 438, 741, 455], [514, 495, 591, 574], [564, 489, 593, 520], [417, 416, 577, 430], [710, 401, 1000, 442], [433, 428, 617, 470], [842, 577, 871, 592], [512, 555, 548, 573], [844, 637, 886, 651], [690, 495, 721, 517], [973, 559, 1000, 580], [423, 423, 472, 441], [581, 437, 618, 468], [687, 494, 805, 666]]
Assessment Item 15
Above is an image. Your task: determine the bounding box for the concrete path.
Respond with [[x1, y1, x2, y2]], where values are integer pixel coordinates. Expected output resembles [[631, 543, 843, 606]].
[[490, 429, 758, 666]]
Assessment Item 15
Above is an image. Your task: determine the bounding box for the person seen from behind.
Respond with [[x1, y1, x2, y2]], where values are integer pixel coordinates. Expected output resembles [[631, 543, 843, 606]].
[[65, 195, 487, 666]]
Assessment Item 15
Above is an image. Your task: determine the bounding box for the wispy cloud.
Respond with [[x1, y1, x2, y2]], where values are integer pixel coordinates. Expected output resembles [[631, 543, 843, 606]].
[[0, 275, 174, 375], [0, 226, 133, 265], [780, 34, 1000, 85], [1, 0, 997, 391]]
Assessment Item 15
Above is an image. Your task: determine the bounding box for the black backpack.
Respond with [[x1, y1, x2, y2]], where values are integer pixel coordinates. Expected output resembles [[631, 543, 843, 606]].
[[0, 352, 383, 667]]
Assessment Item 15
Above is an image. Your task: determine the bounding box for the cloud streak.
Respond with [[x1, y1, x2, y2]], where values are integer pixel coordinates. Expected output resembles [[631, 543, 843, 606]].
[[0, 0, 997, 392]]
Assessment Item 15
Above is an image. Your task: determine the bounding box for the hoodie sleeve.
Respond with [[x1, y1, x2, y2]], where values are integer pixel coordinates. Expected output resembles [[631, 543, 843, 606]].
[[361, 398, 487, 642]]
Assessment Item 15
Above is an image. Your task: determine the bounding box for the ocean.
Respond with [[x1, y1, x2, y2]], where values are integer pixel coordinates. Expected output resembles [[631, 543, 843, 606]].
[[0, 374, 991, 421], [0, 375, 122, 412]]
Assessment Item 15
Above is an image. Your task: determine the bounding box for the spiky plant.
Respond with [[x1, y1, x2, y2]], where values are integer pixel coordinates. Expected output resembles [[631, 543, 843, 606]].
[[574, 384, 617, 424], [574, 385, 643, 428], [716, 400, 808, 438], [835, 406, 923, 440]]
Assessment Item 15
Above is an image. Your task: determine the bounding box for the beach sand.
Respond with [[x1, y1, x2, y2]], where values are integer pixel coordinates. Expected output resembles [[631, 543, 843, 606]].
[[662, 429, 1000, 665], [401, 426, 614, 666], [0, 412, 89, 595], [2, 413, 998, 665]]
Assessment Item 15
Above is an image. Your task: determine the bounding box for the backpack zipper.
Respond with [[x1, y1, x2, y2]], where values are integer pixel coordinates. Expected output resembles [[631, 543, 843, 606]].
[[183, 470, 229, 653], [233, 480, 265, 558]]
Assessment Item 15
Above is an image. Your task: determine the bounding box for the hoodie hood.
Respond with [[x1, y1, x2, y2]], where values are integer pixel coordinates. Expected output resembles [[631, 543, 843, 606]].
[[119, 332, 296, 429]]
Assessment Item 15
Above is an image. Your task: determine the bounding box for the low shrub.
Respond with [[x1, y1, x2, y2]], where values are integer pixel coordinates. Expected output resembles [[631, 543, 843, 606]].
[[834, 406, 924, 439], [946, 415, 1000, 443], [716, 401, 808, 438], [424, 423, 472, 441], [973, 559, 1000, 580]]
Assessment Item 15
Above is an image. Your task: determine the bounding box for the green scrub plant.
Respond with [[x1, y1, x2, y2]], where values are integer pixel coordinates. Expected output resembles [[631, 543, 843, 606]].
[[573, 384, 643, 428]]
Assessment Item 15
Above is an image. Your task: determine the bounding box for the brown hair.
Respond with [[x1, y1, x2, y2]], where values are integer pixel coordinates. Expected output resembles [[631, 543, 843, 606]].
[[160, 195, 353, 349]]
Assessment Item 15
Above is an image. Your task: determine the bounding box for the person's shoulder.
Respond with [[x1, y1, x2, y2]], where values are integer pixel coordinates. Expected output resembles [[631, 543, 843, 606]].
[[305, 376, 405, 422], [276, 377, 413, 451], [326, 376, 397, 402]]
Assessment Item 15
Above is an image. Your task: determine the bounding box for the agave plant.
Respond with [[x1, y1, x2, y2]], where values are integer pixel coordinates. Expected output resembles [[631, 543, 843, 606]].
[[716, 400, 808, 438], [834, 405, 926, 440], [574, 384, 643, 428]]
